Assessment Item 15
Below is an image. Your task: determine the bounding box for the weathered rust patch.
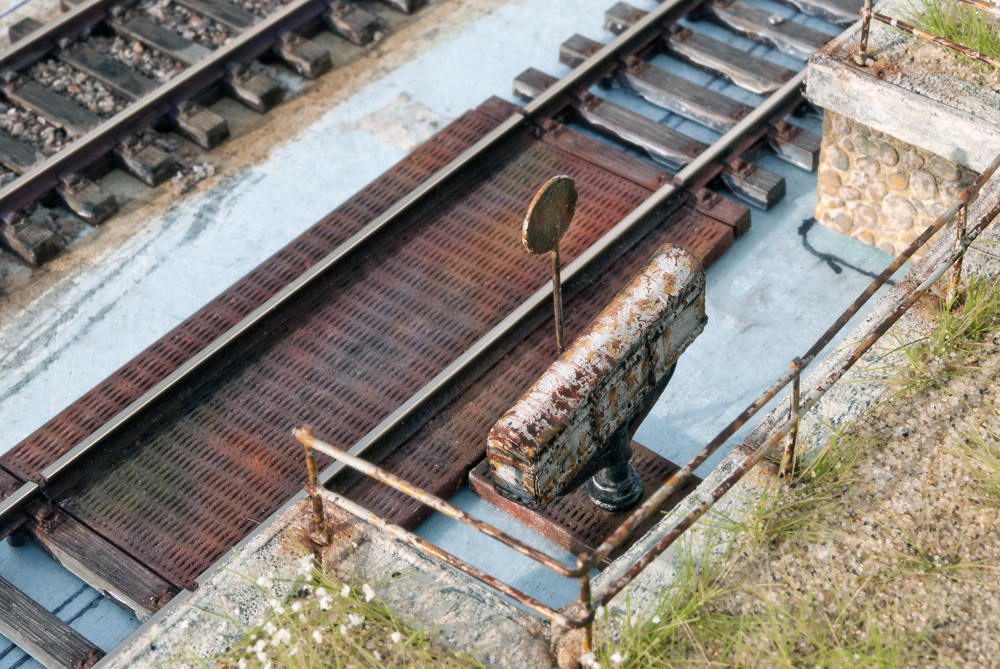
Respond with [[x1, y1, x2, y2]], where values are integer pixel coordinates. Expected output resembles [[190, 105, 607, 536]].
[[488, 244, 707, 509]]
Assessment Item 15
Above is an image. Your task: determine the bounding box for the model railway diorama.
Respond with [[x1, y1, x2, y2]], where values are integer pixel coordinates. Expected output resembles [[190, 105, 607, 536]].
[[2, 0, 999, 663]]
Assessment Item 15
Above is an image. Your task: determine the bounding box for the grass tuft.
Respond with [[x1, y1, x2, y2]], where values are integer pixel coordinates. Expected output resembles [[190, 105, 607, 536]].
[[212, 556, 483, 669], [737, 426, 871, 549], [872, 277, 1000, 399], [951, 401, 1000, 505], [902, 0, 1000, 66]]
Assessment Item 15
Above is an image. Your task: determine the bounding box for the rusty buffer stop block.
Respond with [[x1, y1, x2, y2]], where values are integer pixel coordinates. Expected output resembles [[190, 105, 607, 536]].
[[487, 244, 707, 510]]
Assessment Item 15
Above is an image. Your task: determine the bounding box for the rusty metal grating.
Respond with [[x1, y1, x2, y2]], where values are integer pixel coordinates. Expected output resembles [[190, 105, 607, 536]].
[[339, 205, 729, 531], [0, 102, 517, 494], [32, 109, 659, 589]]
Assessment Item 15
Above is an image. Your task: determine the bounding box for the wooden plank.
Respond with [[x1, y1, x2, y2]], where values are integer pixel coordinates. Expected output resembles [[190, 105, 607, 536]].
[[59, 46, 158, 102], [575, 93, 704, 172], [378, 0, 425, 13], [325, 0, 381, 46], [0, 130, 119, 223], [771, 0, 862, 27], [4, 80, 101, 136], [274, 33, 331, 79], [0, 130, 42, 173], [768, 118, 821, 171], [0, 575, 103, 669], [691, 186, 750, 236], [8, 17, 43, 44], [116, 142, 178, 186], [539, 119, 668, 192], [559, 35, 819, 171], [1, 214, 59, 266], [173, 102, 229, 149], [226, 69, 283, 113], [698, 0, 831, 61], [514, 68, 784, 209], [174, 0, 256, 31], [114, 15, 213, 66], [56, 174, 118, 225], [604, 3, 795, 95], [27, 508, 178, 622], [561, 34, 750, 134]]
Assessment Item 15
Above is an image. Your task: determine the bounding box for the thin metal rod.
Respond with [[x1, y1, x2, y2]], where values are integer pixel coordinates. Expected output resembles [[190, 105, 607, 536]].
[[954, 0, 1000, 17], [553, 244, 565, 354], [594, 179, 1000, 609], [780, 358, 801, 478], [863, 9, 1000, 70], [950, 204, 968, 297], [579, 568, 594, 653], [301, 429, 331, 546], [856, 0, 874, 65], [295, 430, 583, 577], [313, 487, 590, 629]]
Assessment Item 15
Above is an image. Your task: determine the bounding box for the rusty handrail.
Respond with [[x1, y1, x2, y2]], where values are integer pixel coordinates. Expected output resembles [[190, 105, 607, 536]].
[[295, 152, 1000, 638], [856, 0, 1000, 69]]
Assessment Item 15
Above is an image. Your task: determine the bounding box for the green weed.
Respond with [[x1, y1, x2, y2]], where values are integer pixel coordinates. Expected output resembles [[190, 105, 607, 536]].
[[902, 0, 1000, 67]]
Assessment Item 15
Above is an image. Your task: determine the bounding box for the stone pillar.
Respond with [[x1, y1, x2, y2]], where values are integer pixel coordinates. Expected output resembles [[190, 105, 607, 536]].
[[815, 111, 976, 259]]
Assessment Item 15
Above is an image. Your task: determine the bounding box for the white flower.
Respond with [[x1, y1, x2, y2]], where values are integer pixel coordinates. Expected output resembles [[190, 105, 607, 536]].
[[390, 631, 402, 644], [250, 635, 257, 641], [610, 651, 626, 665], [340, 624, 349, 636], [312, 630, 323, 645], [347, 613, 365, 627], [362, 583, 376, 602], [256, 576, 273, 589], [263, 663, 271, 669], [579, 652, 600, 668], [263, 622, 276, 636], [319, 595, 333, 610], [237, 659, 247, 669], [340, 584, 351, 598], [273, 629, 292, 646], [255, 651, 268, 663], [268, 598, 280, 610], [288, 645, 298, 657], [298, 613, 307, 623], [296, 555, 314, 576], [651, 615, 661, 624], [374, 651, 382, 661], [253, 640, 267, 653], [594, 606, 605, 620], [291, 602, 302, 613], [315, 587, 328, 598]]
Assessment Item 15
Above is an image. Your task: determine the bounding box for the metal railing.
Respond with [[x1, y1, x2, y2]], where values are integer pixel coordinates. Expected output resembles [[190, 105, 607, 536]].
[[294, 152, 1000, 652], [856, 0, 1000, 69]]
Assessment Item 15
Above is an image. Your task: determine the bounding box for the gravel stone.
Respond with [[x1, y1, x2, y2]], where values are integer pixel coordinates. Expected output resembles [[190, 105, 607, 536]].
[[139, 0, 232, 49], [29, 59, 128, 119]]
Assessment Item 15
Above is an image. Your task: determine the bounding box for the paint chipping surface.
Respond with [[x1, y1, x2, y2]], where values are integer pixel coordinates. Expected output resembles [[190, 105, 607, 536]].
[[488, 245, 707, 509]]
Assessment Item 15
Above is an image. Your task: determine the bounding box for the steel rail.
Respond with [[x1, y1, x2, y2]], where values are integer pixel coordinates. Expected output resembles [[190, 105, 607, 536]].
[[595, 190, 1000, 606], [0, 0, 807, 525], [0, 0, 332, 216], [0, 0, 131, 73], [0, 0, 706, 522]]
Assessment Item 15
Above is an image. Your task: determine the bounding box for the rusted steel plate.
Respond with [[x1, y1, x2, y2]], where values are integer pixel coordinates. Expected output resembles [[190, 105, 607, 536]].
[[14, 101, 662, 590], [468, 442, 701, 562], [336, 204, 734, 529], [487, 245, 707, 510], [0, 100, 519, 496]]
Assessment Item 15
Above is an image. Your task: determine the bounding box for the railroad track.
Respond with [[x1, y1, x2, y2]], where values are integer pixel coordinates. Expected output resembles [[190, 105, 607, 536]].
[[0, 0, 420, 267], [0, 0, 859, 665]]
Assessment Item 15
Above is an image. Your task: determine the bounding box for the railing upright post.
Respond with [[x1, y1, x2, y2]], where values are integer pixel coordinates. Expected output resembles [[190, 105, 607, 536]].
[[302, 428, 331, 546], [856, 0, 874, 66], [579, 556, 594, 654], [950, 204, 968, 298], [780, 358, 802, 478]]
